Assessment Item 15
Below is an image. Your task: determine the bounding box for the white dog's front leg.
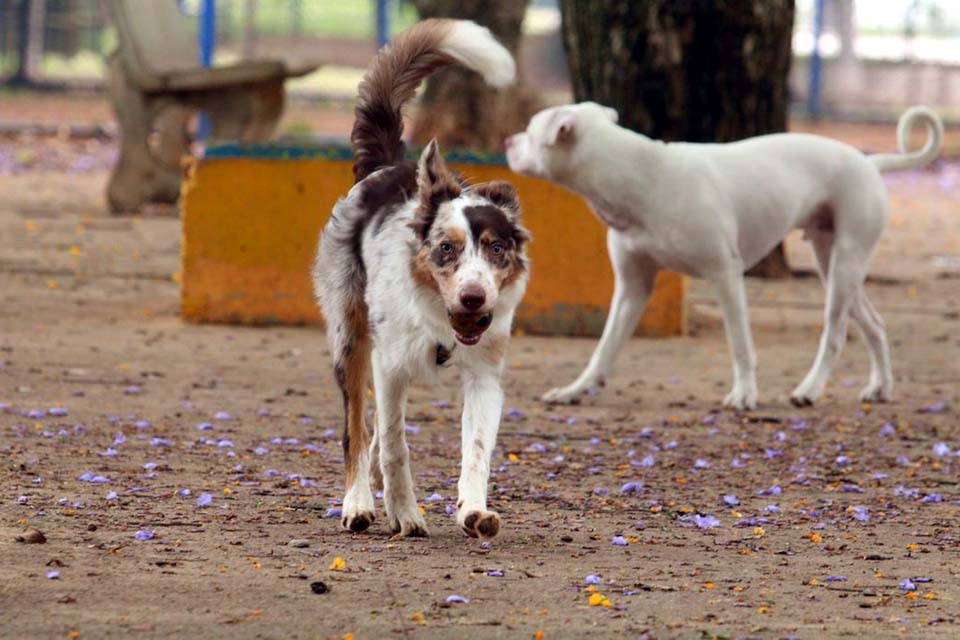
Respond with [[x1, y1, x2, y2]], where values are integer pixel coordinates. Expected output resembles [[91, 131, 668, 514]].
[[372, 355, 427, 537], [457, 368, 503, 539], [543, 233, 656, 404], [711, 269, 758, 410]]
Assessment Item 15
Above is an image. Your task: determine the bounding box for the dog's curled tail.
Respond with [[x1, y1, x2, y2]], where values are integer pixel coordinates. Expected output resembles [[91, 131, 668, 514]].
[[351, 19, 516, 183], [870, 106, 944, 172]]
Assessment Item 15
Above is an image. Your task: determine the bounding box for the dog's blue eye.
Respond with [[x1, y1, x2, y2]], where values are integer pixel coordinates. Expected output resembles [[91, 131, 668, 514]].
[[440, 242, 453, 254]]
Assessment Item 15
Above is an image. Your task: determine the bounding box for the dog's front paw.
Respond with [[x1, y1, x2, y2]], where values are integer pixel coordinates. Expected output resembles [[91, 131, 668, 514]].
[[789, 381, 822, 407], [387, 507, 429, 538], [341, 506, 375, 533], [542, 384, 588, 405], [723, 384, 757, 411], [458, 508, 500, 539]]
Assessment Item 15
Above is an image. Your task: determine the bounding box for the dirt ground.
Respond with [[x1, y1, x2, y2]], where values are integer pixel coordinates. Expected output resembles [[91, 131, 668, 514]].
[[2, 96, 960, 639]]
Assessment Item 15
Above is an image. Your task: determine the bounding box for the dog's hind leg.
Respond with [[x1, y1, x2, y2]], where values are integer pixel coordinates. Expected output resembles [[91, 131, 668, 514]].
[[711, 267, 759, 410], [542, 231, 657, 404], [332, 300, 377, 533], [373, 354, 427, 537], [791, 242, 866, 406]]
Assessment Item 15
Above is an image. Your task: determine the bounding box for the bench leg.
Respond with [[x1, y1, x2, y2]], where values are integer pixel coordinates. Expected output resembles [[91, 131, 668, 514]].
[[105, 54, 181, 212], [200, 80, 284, 144]]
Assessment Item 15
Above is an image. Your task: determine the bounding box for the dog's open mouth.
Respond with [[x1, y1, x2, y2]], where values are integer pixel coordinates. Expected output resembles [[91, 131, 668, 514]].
[[449, 312, 493, 346]]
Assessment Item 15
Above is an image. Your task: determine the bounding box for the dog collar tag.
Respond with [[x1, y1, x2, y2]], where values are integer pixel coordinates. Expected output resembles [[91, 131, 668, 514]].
[[436, 342, 456, 366]]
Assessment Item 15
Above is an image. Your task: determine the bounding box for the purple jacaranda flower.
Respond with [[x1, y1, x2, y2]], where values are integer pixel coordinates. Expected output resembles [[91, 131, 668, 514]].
[[196, 493, 213, 507], [214, 411, 233, 421], [135, 420, 152, 429], [840, 484, 864, 493], [872, 472, 888, 480], [77, 471, 110, 484], [919, 402, 948, 414], [404, 424, 421, 435], [253, 446, 269, 456], [790, 420, 809, 431], [634, 454, 656, 468], [835, 455, 851, 467], [57, 429, 70, 437], [178, 489, 191, 497], [694, 459, 711, 469], [27, 409, 46, 419], [486, 570, 504, 577], [47, 571, 60, 580], [620, 482, 643, 495], [664, 441, 678, 450], [566, 416, 578, 425], [17, 495, 27, 505], [527, 442, 547, 453], [933, 442, 951, 458], [49, 407, 68, 417], [895, 486, 920, 499], [216, 439, 234, 448], [505, 408, 525, 420], [144, 473, 157, 480], [106, 491, 118, 500], [150, 437, 171, 447], [731, 457, 747, 468], [825, 576, 847, 582], [270, 437, 283, 445], [113, 432, 126, 446], [322, 428, 336, 439], [445, 595, 468, 604], [124, 386, 141, 395], [143, 462, 157, 471], [921, 493, 943, 504], [852, 506, 869, 522], [263, 469, 281, 478], [134, 530, 155, 541], [432, 400, 452, 409], [100, 448, 118, 457], [723, 495, 740, 506], [585, 575, 602, 585], [899, 578, 917, 591], [587, 466, 602, 475], [701, 415, 718, 425], [256, 407, 271, 417], [611, 535, 628, 546], [758, 485, 782, 496], [323, 507, 342, 519], [879, 422, 896, 438], [196, 422, 213, 431], [692, 515, 721, 529], [765, 449, 783, 459], [764, 504, 781, 513], [896, 455, 910, 466], [774, 431, 788, 442], [913, 577, 933, 583], [444, 504, 456, 515], [593, 487, 608, 496], [57, 498, 68, 506], [424, 492, 443, 503]]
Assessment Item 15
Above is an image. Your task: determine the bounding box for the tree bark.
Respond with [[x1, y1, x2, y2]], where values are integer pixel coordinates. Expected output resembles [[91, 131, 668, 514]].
[[560, 0, 795, 278], [409, 0, 541, 152]]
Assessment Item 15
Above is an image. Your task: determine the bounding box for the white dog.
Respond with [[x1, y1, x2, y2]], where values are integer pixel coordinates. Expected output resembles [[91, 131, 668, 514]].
[[506, 102, 942, 409], [314, 20, 528, 538]]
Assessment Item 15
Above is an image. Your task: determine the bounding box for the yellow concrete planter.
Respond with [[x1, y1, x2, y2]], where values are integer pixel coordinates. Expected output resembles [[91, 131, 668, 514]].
[[181, 143, 686, 337]]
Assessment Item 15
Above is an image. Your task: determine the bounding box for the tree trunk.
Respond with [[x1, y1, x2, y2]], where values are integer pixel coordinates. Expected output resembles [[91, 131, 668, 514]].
[[242, 0, 258, 60], [560, 0, 795, 278], [409, 0, 541, 152]]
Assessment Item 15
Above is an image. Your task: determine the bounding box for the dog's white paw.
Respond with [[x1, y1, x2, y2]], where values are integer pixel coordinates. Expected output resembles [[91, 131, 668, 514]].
[[386, 504, 428, 538], [458, 507, 500, 539], [340, 492, 376, 533], [542, 383, 589, 405], [789, 382, 822, 407], [859, 383, 892, 404], [723, 384, 757, 411]]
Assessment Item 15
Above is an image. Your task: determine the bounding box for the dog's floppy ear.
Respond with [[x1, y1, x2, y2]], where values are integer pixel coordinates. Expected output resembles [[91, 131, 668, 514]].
[[472, 181, 519, 218], [411, 139, 462, 241], [604, 106, 619, 123], [544, 110, 576, 146]]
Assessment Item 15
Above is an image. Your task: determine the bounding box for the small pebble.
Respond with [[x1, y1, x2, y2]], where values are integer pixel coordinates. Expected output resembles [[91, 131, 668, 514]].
[[15, 528, 46, 544], [288, 538, 310, 548], [310, 581, 329, 594]]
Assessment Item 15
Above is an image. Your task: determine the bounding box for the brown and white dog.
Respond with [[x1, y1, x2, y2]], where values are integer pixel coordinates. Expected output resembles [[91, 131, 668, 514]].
[[313, 20, 529, 538]]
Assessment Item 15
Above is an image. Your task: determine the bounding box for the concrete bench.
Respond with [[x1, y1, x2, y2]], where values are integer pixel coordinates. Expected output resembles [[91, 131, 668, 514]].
[[105, 0, 318, 212], [181, 142, 687, 338]]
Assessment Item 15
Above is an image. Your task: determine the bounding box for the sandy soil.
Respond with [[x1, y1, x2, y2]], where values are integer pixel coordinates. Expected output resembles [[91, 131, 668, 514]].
[[2, 104, 960, 638]]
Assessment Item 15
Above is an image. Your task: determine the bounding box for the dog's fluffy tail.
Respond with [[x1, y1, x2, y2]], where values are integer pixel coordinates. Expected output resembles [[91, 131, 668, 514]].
[[870, 106, 944, 172], [351, 19, 516, 183]]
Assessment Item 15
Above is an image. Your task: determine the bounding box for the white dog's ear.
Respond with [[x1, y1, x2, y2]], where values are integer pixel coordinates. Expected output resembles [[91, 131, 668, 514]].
[[545, 111, 576, 146]]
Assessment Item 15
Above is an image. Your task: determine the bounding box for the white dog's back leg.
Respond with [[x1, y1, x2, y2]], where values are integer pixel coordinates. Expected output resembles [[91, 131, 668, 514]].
[[808, 232, 892, 403], [542, 231, 657, 404], [711, 268, 758, 410]]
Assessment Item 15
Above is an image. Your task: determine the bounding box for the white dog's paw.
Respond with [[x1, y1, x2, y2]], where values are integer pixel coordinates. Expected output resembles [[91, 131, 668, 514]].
[[723, 384, 757, 411], [859, 383, 892, 404], [386, 505, 429, 538], [340, 493, 376, 533], [542, 383, 591, 405], [789, 382, 822, 407], [458, 507, 500, 539]]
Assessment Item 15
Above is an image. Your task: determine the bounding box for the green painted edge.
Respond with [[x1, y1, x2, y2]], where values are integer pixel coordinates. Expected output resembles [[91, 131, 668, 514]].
[[204, 140, 509, 166]]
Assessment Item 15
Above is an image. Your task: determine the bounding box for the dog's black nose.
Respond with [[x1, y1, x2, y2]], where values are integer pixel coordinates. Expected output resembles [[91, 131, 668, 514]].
[[459, 287, 486, 312]]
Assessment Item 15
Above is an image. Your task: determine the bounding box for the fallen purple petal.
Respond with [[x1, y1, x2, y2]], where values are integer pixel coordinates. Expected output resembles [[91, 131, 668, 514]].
[[445, 594, 469, 604], [196, 493, 213, 507], [134, 530, 155, 541]]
